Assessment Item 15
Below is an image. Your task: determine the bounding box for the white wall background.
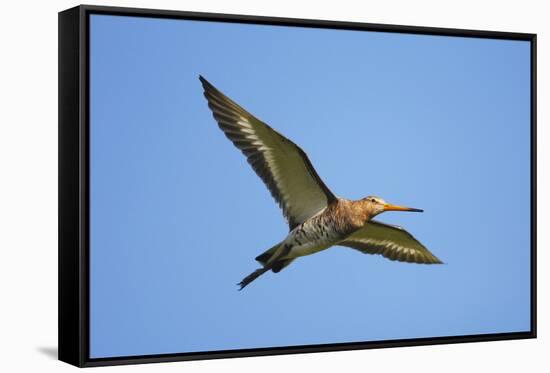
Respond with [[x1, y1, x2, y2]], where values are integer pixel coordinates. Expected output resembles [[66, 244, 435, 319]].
[[0, 0, 546, 371]]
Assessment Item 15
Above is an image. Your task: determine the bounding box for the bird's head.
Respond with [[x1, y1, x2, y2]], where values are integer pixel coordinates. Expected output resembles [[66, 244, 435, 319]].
[[361, 196, 423, 219]]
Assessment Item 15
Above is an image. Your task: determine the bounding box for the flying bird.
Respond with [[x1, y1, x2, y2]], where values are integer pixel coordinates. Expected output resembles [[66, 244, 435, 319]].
[[199, 76, 443, 290]]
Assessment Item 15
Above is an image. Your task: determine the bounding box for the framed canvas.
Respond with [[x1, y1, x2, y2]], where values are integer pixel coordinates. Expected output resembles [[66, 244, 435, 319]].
[[58, 4, 537, 367]]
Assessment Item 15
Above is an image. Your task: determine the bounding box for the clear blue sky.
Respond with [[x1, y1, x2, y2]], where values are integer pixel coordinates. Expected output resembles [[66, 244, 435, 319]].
[[89, 14, 531, 358]]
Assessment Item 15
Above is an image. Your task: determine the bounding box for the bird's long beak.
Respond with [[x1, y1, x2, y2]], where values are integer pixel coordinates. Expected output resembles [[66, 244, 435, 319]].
[[383, 203, 423, 213]]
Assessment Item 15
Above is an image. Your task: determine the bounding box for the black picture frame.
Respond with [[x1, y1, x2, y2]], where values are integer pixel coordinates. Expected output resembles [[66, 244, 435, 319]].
[[58, 4, 537, 367]]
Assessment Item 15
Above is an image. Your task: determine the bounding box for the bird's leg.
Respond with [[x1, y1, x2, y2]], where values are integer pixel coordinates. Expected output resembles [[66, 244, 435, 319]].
[[238, 244, 293, 290], [237, 267, 270, 290]]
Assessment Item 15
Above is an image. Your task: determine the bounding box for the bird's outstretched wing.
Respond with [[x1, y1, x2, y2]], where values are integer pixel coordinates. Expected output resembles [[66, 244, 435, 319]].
[[200, 76, 336, 230], [340, 220, 443, 264]]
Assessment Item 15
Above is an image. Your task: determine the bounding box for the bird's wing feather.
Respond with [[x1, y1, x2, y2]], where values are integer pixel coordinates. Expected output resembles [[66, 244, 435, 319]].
[[200, 76, 336, 230], [340, 220, 443, 264]]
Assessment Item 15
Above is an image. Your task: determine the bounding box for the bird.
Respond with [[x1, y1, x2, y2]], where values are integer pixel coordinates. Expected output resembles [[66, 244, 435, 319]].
[[199, 75, 443, 290]]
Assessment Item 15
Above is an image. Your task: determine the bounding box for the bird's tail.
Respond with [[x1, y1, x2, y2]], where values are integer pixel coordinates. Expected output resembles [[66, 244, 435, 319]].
[[238, 243, 297, 290], [255, 243, 295, 273], [255, 242, 283, 266]]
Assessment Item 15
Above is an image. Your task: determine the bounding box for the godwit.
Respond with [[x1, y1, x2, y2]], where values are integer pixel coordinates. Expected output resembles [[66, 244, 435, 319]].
[[199, 76, 443, 290]]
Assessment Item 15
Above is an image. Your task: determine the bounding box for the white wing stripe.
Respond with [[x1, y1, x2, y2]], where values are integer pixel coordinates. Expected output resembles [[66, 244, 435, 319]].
[[200, 76, 336, 230], [340, 220, 442, 264]]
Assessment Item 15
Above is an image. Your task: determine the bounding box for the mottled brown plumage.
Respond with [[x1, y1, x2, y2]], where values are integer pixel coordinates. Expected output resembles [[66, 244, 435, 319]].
[[199, 76, 443, 290], [329, 198, 379, 231]]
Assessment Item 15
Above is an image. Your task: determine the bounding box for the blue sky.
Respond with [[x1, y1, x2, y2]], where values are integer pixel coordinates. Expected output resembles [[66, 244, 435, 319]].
[[89, 14, 531, 358]]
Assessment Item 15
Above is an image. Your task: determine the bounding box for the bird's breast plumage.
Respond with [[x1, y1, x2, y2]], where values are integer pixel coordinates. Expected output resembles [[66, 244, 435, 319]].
[[285, 200, 365, 258]]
